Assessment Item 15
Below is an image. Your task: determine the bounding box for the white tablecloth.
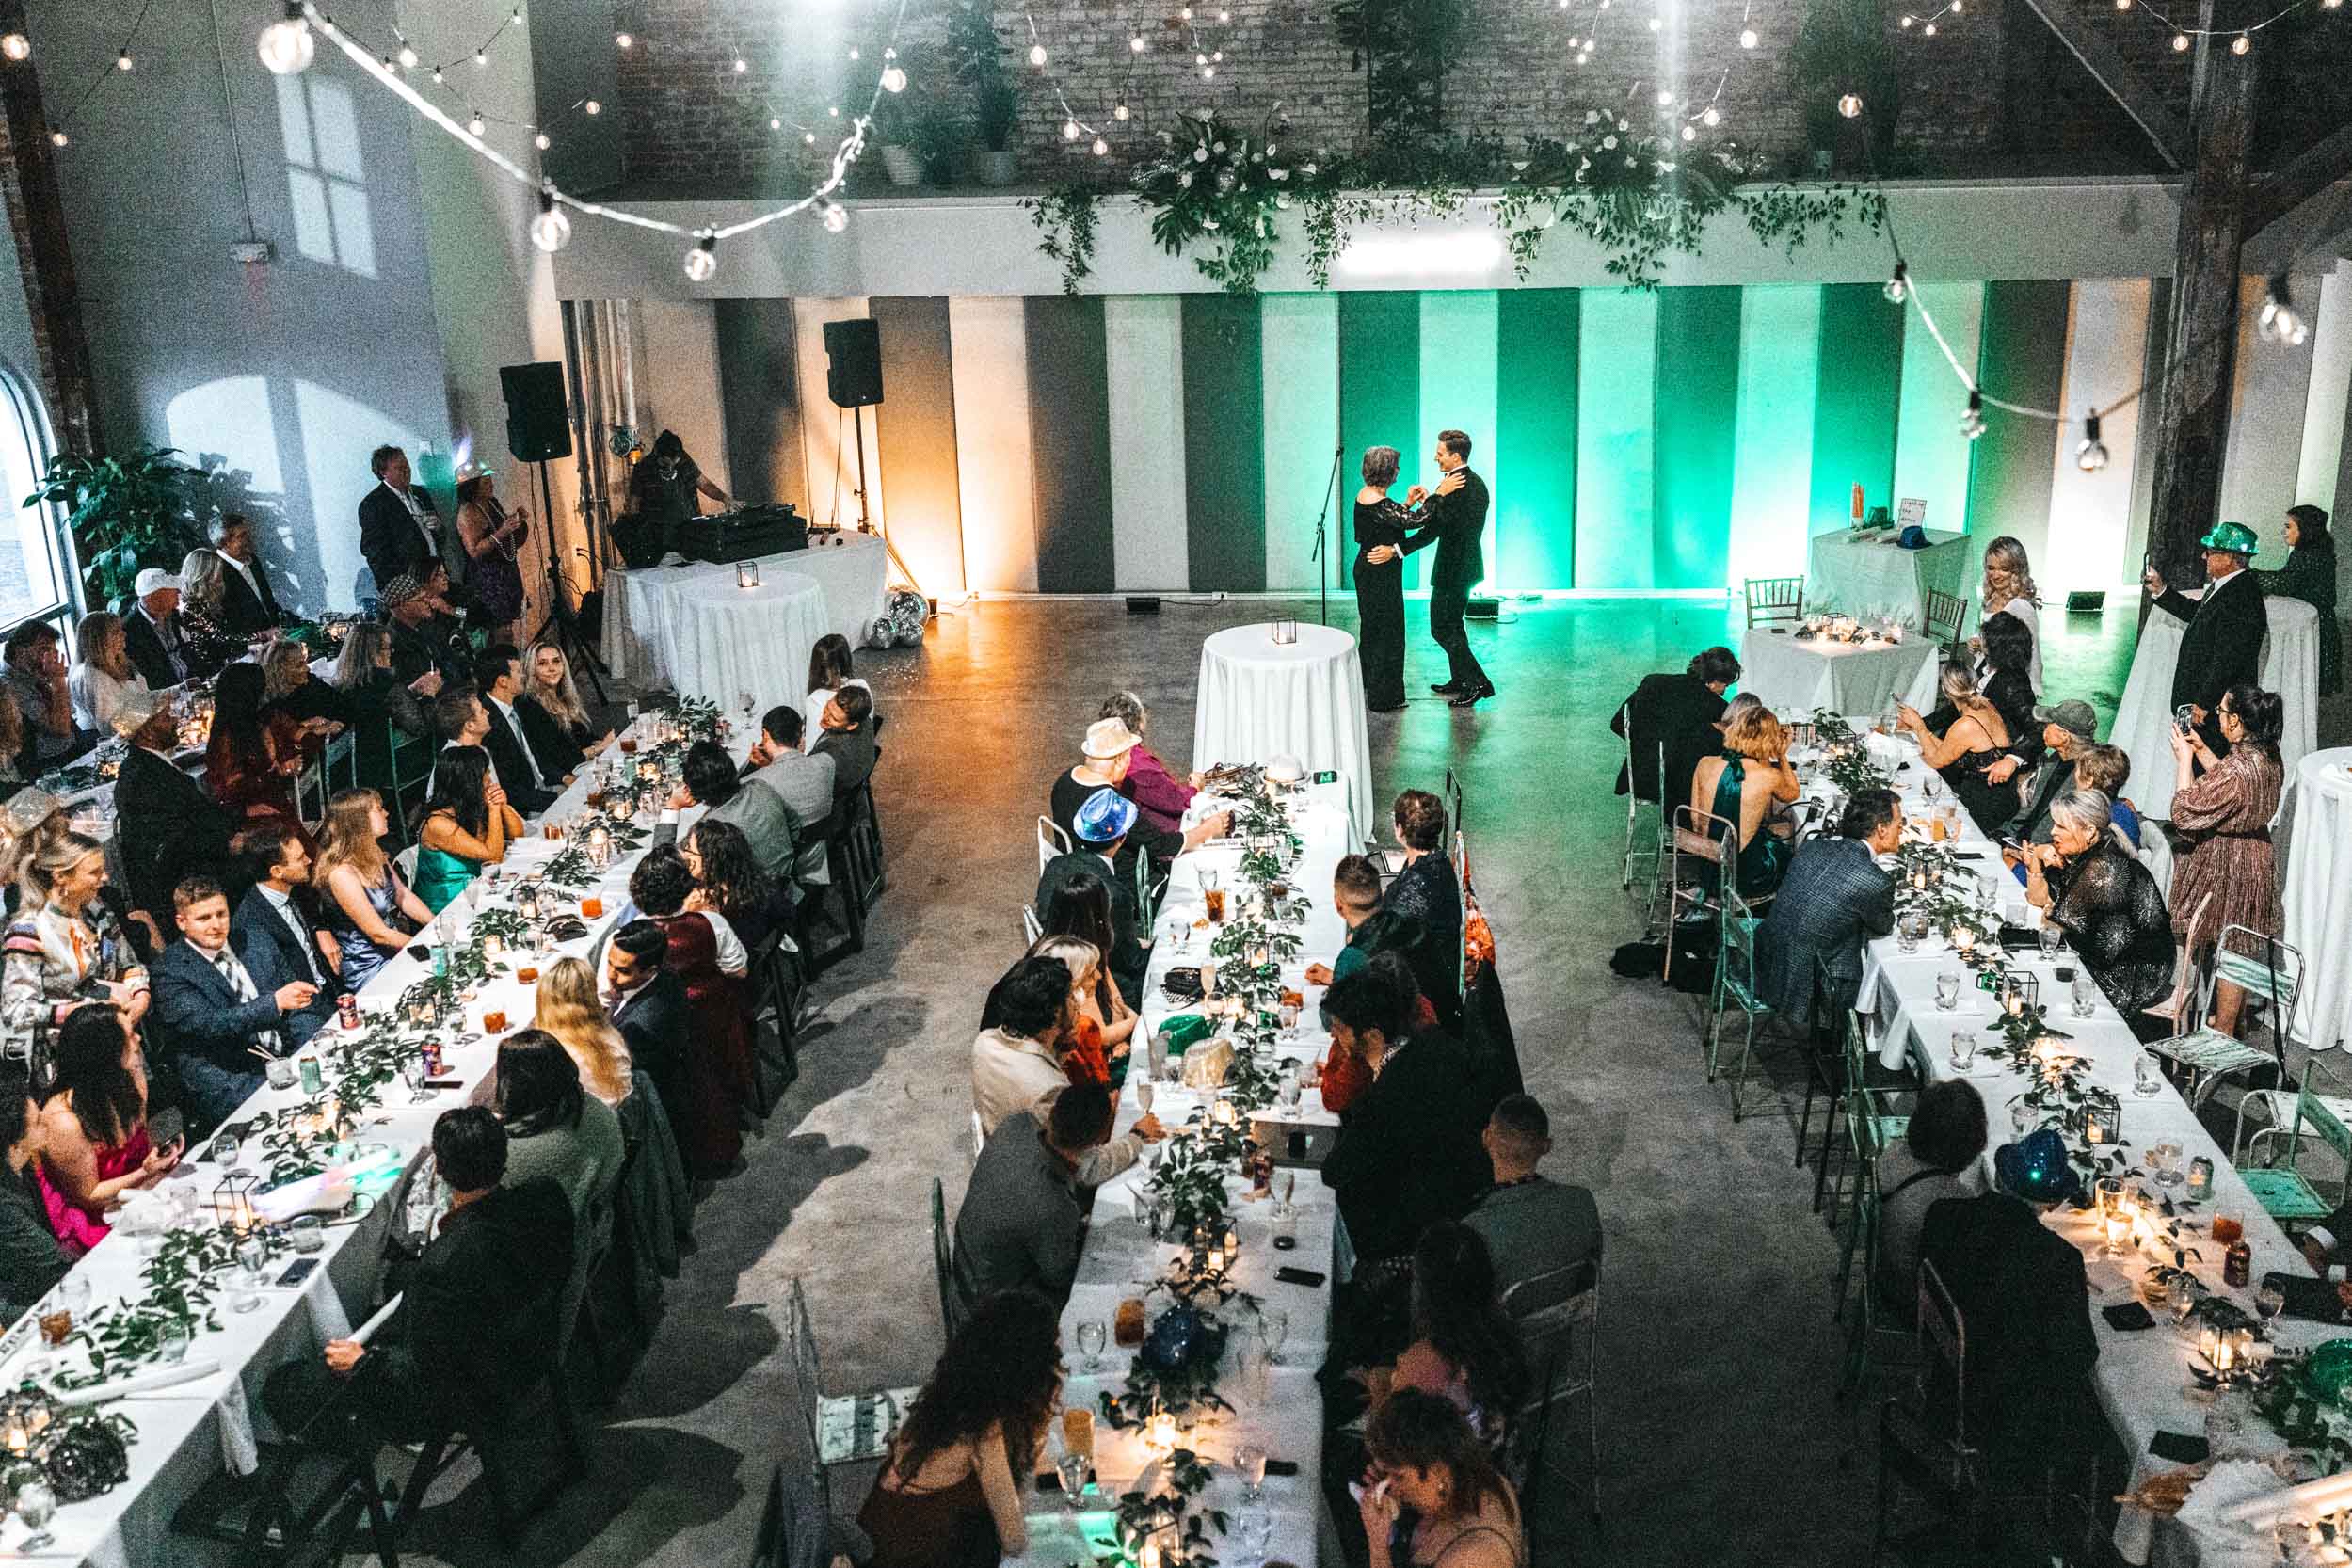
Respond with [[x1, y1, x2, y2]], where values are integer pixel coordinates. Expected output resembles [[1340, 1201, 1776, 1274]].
[[1739, 628, 1940, 722], [2281, 746, 2352, 1052], [1807, 528, 1971, 623], [1192, 625, 1374, 841], [606, 568, 827, 707], [2109, 597, 2321, 822], [600, 529, 890, 683]]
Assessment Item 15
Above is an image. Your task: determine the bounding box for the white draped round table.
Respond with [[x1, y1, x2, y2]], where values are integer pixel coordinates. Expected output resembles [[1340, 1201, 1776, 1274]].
[[2282, 746, 2352, 1051], [2108, 596, 2320, 821], [600, 529, 891, 693], [627, 568, 828, 707], [1192, 623, 1375, 839], [1737, 627, 1940, 721]]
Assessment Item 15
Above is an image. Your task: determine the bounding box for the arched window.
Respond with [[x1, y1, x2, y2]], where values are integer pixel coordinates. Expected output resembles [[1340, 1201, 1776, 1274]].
[[0, 362, 73, 638]]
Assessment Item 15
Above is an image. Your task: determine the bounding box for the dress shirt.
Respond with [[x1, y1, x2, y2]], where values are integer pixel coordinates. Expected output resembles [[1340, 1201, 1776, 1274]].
[[256, 883, 325, 985], [380, 480, 440, 559], [138, 604, 189, 682]]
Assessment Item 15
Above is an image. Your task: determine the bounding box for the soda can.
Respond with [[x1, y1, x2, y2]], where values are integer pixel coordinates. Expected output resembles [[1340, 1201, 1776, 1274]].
[[423, 1040, 444, 1077], [298, 1054, 324, 1096], [338, 993, 360, 1032]]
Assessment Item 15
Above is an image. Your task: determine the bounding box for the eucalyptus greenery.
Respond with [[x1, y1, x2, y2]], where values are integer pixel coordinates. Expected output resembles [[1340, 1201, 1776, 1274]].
[[1115, 1446, 1227, 1567], [59, 1225, 253, 1387], [1098, 1319, 1235, 1430], [1024, 184, 1100, 296]]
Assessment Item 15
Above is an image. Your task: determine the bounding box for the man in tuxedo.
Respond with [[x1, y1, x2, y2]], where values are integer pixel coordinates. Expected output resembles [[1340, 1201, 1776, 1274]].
[[655, 740, 798, 885], [746, 705, 836, 884], [229, 827, 342, 1046], [605, 919, 687, 1113], [358, 445, 445, 593], [2145, 520, 2267, 763], [1402, 429, 1494, 708], [1037, 788, 1148, 1002], [151, 875, 317, 1131], [470, 645, 561, 815], [121, 568, 211, 690], [811, 684, 879, 804], [111, 692, 238, 926], [1611, 646, 1739, 805], [210, 513, 284, 636]]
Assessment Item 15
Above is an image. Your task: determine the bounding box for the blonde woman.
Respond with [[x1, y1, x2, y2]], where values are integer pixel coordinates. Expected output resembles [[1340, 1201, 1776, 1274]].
[[1897, 664, 2016, 837], [531, 956, 635, 1105], [1027, 933, 1133, 1081], [1977, 536, 2044, 694], [312, 789, 431, 990], [259, 634, 344, 737], [520, 641, 613, 776], [1688, 705, 1798, 899], [67, 613, 147, 734], [174, 548, 247, 671], [1, 832, 150, 1063]]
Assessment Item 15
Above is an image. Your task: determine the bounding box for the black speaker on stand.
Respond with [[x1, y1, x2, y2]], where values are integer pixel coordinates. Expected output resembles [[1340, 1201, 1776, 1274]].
[[500, 360, 606, 701], [821, 318, 927, 616]]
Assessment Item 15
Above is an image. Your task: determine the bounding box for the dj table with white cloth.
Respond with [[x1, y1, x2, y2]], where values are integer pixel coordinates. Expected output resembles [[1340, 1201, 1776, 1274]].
[[2109, 596, 2319, 821], [1806, 527, 1971, 623], [1738, 627, 1940, 723], [604, 567, 827, 707], [1192, 625, 1375, 840], [2281, 746, 2352, 1052], [600, 528, 890, 689]]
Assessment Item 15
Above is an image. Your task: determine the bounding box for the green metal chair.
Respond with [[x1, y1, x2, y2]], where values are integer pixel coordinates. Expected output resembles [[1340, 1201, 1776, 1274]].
[[2241, 1062, 2352, 1226], [1707, 883, 1772, 1116], [1826, 1007, 1911, 1279], [1617, 718, 1663, 900]]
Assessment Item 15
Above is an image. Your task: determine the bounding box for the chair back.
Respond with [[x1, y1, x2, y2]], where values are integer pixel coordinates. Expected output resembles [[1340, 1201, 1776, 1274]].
[[784, 1275, 824, 1442], [1916, 1257, 1969, 1452], [1036, 815, 1071, 874], [1743, 575, 1805, 628], [1671, 804, 1733, 868], [2215, 923, 2303, 1038], [1841, 1007, 1878, 1113], [1924, 588, 1970, 655], [2289, 1062, 2352, 1170], [295, 750, 330, 838], [1503, 1256, 1599, 1398], [1021, 904, 1042, 947], [931, 1176, 964, 1339], [1720, 882, 1756, 968], [1443, 768, 1466, 840], [1656, 740, 1669, 810], [1617, 702, 1640, 802], [394, 842, 420, 884]]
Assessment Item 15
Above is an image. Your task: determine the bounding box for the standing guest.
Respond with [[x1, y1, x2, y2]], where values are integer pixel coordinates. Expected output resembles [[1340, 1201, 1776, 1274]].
[[1352, 444, 1423, 712], [330, 622, 440, 792], [744, 704, 835, 885], [1688, 706, 1800, 901], [1048, 718, 1229, 872], [630, 847, 750, 1178], [1976, 536, 2045, 695], [2020, 791, 2175, 1035], [204, 661, 304, 837], [1401, 429, 1494, 708], [1097, 691, 1200, 836], [952, 1087, 1112, 1310], [655, 740, 798, 885], [413, 745, 520, 912], [2145, 521, 2267, 763], [2166, 684, 2286, 1037], [530, 956, 636, 1106], [208, 512, 283, 636], [680, 818, 783, 952], [518, 641, 614, 777], [1990, 699, 2099, 840], [33, 1006, 175, 1256], [623, 430, 730, 562], [1359, 1223, 1528, 1456], [112, 693, 236, 926], [380, 574, 468, 691], [1036, 789, 1152, 1003], [120, 568, 200, 691], [150, 874, 314, 1130], [173, 551, 249, 673], [1464, 1094, 1603, 1306], [1381, 790, 1464, 1016], [471, 644, 561, 814], [487, 1030, 623, 1336], [358, 445, 445, 591], [811, 684, 880, 806], [1875, 1080, 1987, 1317], [4, 620, 86, 770], [312, 789, 430, 992], [603, 920, 689, 1124], [1611, 646, 1740, 807], [803, 632, 872, 746], [259, 634, 347, 732], [0, 1069, 69, 1322], [856, 1288, 1062, 1568], [2259, 504, 2340, 696], [1896, 666, 2015, 839], [2, 833, 151, 1062], [1357, 1390, 1525, 1568], [1754, 788, 1901, 1020], [452, 463, 529, 647], [230, 827, 342, 1047], [66, 612, 146, 735], [970, 956, 1161, 1184]]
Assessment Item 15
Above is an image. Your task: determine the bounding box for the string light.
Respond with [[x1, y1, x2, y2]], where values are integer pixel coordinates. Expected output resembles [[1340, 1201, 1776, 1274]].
[[616, 31, 632, 48], [683, 234, 718, 281], [2261, 275, 2310, 345], [535, 132, 550, 150], [2075, 412, 2108, 472], [115, 52, 135, 72], [472, 49, 488, 68], [821, 200, 850, 233], [1837, 93, 1864, 118], [1740, 25, 1758, 44], [1960, 391, 1987, 440], [1131, 33, 1147, 50], [2232, 29, 2252, 49], [1114, 102, 1130, 120], [397, 41, 419, 69], [2171, 31, 2190, 46], [1063, 117, 1080, 140], [0, 33, 30, 63], [469, 110, 487, 135], [771, 116, 782, 129], [584, 99, 602, 115], [881, 47, 905, 92], [530, 186, 571, 252], [1883, 261, 1909, 303], [1029, 41, 1048, 66], [48, 129, 66, 147], [1094, 135, 1110, 154], [257, 4, 313, 74], [732, 56, 747, 72]]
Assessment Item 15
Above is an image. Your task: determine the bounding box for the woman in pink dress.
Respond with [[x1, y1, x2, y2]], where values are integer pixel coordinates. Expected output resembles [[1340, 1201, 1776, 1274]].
[[35, 1005, 175, 1256], [1098, 691, 1197, 837], [2166, 684, 2286, 1038]]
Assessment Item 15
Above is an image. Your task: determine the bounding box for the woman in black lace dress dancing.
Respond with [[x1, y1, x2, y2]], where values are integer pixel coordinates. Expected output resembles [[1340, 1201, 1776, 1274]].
[[1353, 446, 1415, 712]]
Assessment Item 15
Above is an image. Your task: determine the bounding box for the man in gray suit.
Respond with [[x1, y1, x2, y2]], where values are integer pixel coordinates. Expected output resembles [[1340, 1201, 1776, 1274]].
[[655, 740, 798, 886], [744, 704, 835, 884], [1753, 788, 1902, 1021], [1463, 1095, 1602, 1306]]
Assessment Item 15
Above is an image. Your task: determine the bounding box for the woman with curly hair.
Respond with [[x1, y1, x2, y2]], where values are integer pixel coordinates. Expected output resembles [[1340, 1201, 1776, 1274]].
[[1977, 535, 2043, 694], [856, 1289, 1063, 1567], [680, 817, 777, 952], [1358, 1389, 1526, 1568]]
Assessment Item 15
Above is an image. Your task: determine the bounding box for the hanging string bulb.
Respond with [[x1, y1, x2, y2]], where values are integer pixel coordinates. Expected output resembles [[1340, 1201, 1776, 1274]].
[[1063, 117, 1081, 140], [1655, 88, 1673, 106], [1702, 105, 1720, 126], [1114, 102, 1130, 120], [1837, 93, 1864, 118], [535, 131, 552, 150], [116, 51, 135, 72], [731, 56, 747, 72], [683, 234, 718, 281], [770, 116, 782, 129], [1960, 391, 1987, 440], [1739, 25, 1758, 45], [0, 33, 31, 63], [1901, 15, 1914, 26], [1923, 23, 1937, 34], [469, 110, 487, 136], [397, 41, 419, 70], [432, 67, 444, 83], [1131, 33, 1147, 51], [2231, 31, 2250, 53], [48, 129, 67, 148], [2171, 32, 2190, 49], [1093, 136, 1109, 155], [530, 186, 572, 252], [257, 2, 313, 74], [821, 200, 850, 234], [472, 49, 488, 68], [1680, 124, 1696, 141], [1028, 41, 1048, 66], [2075, 412, 2108, 472], [584, 99, 602, 115], [616, 32, 633, 49], [2260, 275, 2310, 346], [1884, 261, 1909, 303], [881, 47, 906, 92]]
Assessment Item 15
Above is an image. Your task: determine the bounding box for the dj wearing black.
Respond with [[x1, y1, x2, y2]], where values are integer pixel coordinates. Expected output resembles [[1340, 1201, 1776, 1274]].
[[619, 430, 732, 564]]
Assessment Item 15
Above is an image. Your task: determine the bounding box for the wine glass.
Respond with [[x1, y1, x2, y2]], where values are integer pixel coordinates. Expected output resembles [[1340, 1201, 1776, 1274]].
[[1236, 1443, 1269, 1501], [1055, 1448, 1089, 1511], [159, 1321, 191, 1364], [1235, 1504, 1272, 1560], [1258, 1306, 1289, 1368], [1076, 1320, 1108, 1373], [14, 1477, 56, 1550], [2258, 1282, 2287, 1330], [401, 1053, 434, 1104], [1135, 1080, 1155, 1117], [2038, 923, 2063, 961]]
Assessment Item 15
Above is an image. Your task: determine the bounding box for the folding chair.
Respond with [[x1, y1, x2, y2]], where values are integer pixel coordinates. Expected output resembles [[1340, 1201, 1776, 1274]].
[[1037, 814, 1072, 874], [2152, 924, 2302, 1110], [784, 1276, 922, 1507], [1617, 710, 1662, 894], [1876, 1259, 1983, 1558], [1502, 1256, 1601, 1534], [1742, 575, 1805, 628], [1823, 1008, 1911, 1257], [1658, 805, 1735, 984], [2240, 1062, 2352, 1227], [1708, 883, 1773, 1112], [1923, 587, 1971, 658], [1021, 904, 1042, 947]]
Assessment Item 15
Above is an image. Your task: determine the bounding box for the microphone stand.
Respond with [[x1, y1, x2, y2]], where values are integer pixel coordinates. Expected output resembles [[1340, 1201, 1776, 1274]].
[[1308, 440, 1343, 627]]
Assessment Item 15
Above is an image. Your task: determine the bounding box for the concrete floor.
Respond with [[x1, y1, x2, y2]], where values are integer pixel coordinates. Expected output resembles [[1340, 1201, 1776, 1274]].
[[348, 590, 2331, 1568]]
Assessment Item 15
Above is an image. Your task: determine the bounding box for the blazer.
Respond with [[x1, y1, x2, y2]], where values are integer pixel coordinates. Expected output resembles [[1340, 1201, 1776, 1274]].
[[1037, 849, 1145, 1002], [122, 606, 201, 690], [150, 937, 288, 1071], [613, 969, 690, 1124], [2156, 569, 2267, 716], [1404, 466, 1491, 592], [812, 722, 878, 802], [747, 750, 837, 882], [1611, 671, 1729, 802], [2003, 755, 2076, 846], [216, 556, 282, 636], [1752, 836, 1896, 1020], [652, 779, 800, 885], [480, 699, 559, 815], [231, 885, 341, 1045], [0, 1168, 67, 1327], [359, 482, 443, 591], [1320, 1031, 1490, 1262], [114, 744, 237, 923]]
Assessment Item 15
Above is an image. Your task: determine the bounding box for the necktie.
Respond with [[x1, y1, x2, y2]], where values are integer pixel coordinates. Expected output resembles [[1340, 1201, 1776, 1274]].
[[218, 950, 284, 1055], [277, 900, 323, 984]]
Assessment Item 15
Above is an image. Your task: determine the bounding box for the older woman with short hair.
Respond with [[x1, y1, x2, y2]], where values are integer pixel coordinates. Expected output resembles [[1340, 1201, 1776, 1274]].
[[2020, 789, 2174, 1035], [1096, 691, 1197, 837]]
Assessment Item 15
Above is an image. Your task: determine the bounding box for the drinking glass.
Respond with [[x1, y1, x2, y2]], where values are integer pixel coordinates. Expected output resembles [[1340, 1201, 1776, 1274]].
[[1934, 972, 1962, 1012], [1897, 913, 1927, 954], [2150, 1141, 2184, 1187], [1922, 770, 1943, 803], [2072, 970, 2099, 1019], [265, 1056, 297, 1091], [1236, 1443, 1270, 1501], [2038, 923, 2063, 960], [1076, 1320, 1108, 1373], [211, 1129, 242, 1168], [229, 1271, 264, 1314], [1135, 1080, 1155, 1117], [1130, 1187, 1152, 1227], [401, 1054, 434, 1104], [1948, 1030, 1976, 1072], [1055, 1449, 1090, 1510], [2259, 1283, 2287, 1328], [2134, 1052, 2164, 1097], [1277, 1067, 1302, 1112], [2009, 1098, 2036, 1136], [1258, 1306, 1289, 1367], [1235, 1504, 1273, 1559], [159, 1321, 191, 1364], [14, 1478, 56, 1550], [286, 1214, 325, 1254]]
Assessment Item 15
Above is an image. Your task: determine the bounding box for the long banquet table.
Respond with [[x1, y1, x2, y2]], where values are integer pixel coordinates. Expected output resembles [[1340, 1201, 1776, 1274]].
[[1825, 733, 2327, 1564]]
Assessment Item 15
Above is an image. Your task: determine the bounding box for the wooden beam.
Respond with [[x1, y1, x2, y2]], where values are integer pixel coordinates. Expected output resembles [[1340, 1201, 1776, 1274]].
[[2012, 0, 2189, 173], [0, 0, 100, 457], [2248, 120, 2352, 237]]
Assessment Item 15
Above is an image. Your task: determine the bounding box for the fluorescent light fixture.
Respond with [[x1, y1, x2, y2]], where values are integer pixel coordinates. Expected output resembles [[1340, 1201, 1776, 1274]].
[[1336, 231, 1504, 279]]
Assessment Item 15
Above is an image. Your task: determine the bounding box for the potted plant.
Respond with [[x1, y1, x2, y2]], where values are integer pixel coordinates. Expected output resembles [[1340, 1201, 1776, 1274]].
[[911, 102, 967, 186], [946, 0, 1020, 185], [23, 446, 206, 607], [876, 92, 925, 187]]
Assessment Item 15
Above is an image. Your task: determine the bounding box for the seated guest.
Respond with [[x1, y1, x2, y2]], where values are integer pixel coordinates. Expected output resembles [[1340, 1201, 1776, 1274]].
[[2019, 790, 2175, 1036], [0, 685, 27, 791], [259, 634, 348, 732], [812, 684, 880, 805], [1896, 665, 2017, 838], [0, 1069, 68, 1323], [1096, 691, 1198, 838], [313, 789, 430, 991], [1992, 698, 2098, 841], [604, 920, 689, 1114], [518, 641, 614, 777], [531, 956, 636, 1107], [1036, 872, 1138, 1048], [1753, 788, 1901, 1021], [1357, 1389, 1526, 1568], [1049, 719, 1228, 872], [1917, 1128, 2104, 1488], [972, 955, 1160, 1184], [1305, 854, 1426, 1112], [1972, 611, 2043, 765], [205, 661, 304, 838], [631, 848, 750, 1179], [0, 794, 159, 959], [381, 573, 469, 691], [803, 632, 872, 747], [952, 1085, 1111, 1310], [120, 568, 207, 690], [744, 704, 835, 885], [488, 1030, 624, 1336], [2259, 505, 2340, 697], [3, 833, 151, 1064], [1464, 1094, 1603, 1306], [34, 1006, 175, 1257], [1025, 934, 1132, 1081], [433, 685, 494, 775], [67, 612, 147, 735], [230, 829, 342, 1047], [856, 1288, 1061, 1568], [1036, 788, 1151, 1003], [1361, 1223, 1528, 1455], [656, 741, 798, 886], [112, 692, 237, 928], [151, 874, 315, 1131], [2166, 684, 2286, 1037], [264, 1109, 575, 1448], [330, 622, 440, 792], [1611, 646, 1739, 805], [1383, 789, 1464, 1015], [5, 619, 88, 771], [1688, 707, 1799, 903], [1875, 1080, 1987, 1317], [680, 817, 783, 952], [471, 644, 561, 815], [413, 745, 521, 913], [2005, 737, 2138, 882]]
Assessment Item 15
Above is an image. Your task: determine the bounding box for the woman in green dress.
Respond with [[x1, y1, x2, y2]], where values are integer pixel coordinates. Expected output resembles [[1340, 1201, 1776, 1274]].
[[2258, 504, 2340, 696], [412, 744, 522, 912]]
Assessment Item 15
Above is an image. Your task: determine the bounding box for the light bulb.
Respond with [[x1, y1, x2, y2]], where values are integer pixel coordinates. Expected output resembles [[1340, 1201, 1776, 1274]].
[[1093, 136, 1109, 155], [1212, 48, 1223, 59], [1901, 14, 1913, 25], [2114, 0, 2131, 8], [1680, 124, 1696, 141], [584, 98, 601, 115], [828, 104, 840, 116], [529, 191, 571, 252], [509, 10, 521, 24], [616, 31, 632, 48], [48, 129, 66, 148], [1883, 261, 1909, 303], [1114, 102, 1130, 120], [731, 57, 747, 72], [1960, 391, 1986, 440], [881, 65, 906, 91], [822, 201, 850, 234], [1656, 88, 1673, 106], [683, 236, 718, 281], [2326, 0, 2344, 11], [2231, 31, 2249, 53], [0, 33, 30, 62], [432, 68, 444, 83], [1740, 25, 1758, 45], [472, 49, 487, 68], [2075, 413, 2108, 472], [1702, 106, 1720, 126], [1219, 7, 1230, 17], [2261, 277, 2310, 346], [2172, 32, 2190, 49], [1648, 14, 1662, 28], [1180, 7, 1192, 18], [1923, 22, 1937, 33], [397, 43, 419, 70], [848, 47, 860, 60], [1838, 93, 1864, 119], [257, 10, 313, 74], [1200, 64, 1214, 78], [115, 52, 134, 72], [1063, 118, 1080, 140], [1028, 42, 1048, 66], [535, 132, 551, 150], [770, 117, 782, 129], [469, 112, 487, 136], [1130, 34, 1146, 51], [1951, 0, 1964, 12], [1197, 52, 1208, 64]]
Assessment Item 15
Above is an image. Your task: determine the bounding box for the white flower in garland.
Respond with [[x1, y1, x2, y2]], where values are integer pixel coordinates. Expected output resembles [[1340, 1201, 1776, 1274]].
[[1602, 135, 1617, 150], [1585, 109, 1600, 124], [1194, 147, 1208, 162], [1270, 168, 1288, 181], [1179, 171, 1193, 187]]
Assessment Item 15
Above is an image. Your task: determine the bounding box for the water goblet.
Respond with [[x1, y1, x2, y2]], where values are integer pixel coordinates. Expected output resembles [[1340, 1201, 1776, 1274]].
[[14, 1478, 56, 1551], [2072, 970, 2100, 1020], [2258, 1283, 2287, 1329], [2038, 923, 2063, 960], [159, 1321, 191, 1364], [401, 1053, 435, 1104], [1897, 913, 1927, 955], [1258, 1306, 1289, 1368], [1236, 1504, 1273, 1560], [1135, 1080, 1155, 1117], [1236, 1443, 1270, 1502], [1934, 971, 1962, 1013], [1076, 1320, 1108, 1373], [2134, 1051, 2164, 1097], [1055, 1448, 1090, 1511], [2009, 1098, 2036, 1137], [1948, 1030, 1976, 1072]]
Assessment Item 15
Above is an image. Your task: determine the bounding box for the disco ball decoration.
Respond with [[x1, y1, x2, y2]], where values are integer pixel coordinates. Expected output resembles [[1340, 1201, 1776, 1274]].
[[863, 616, 895, 649], [861, 588, 925, 648]]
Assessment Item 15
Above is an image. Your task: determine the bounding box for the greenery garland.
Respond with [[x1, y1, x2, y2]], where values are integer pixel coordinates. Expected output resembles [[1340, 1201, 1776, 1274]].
[[1115, 1447, 1230, 1567], [1023, 184, 1100, 296], [1133, 111, 1313, 296]]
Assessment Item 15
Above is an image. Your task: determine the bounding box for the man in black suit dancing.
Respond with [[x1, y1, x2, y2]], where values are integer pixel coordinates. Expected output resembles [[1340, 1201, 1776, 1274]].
[[1403, 429, 1494, 708], [358, 445, 444, 594], [2143, 520, 2267, 765]]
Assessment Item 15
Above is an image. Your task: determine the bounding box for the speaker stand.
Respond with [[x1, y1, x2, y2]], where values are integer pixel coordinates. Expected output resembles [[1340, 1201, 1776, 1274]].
[[842, 403, 931, 619], [523, 458, 609, 705]]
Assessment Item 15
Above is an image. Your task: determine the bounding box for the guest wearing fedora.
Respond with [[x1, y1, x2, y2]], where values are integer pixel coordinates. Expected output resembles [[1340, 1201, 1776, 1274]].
[[1038, 788, 1153, 1003], [2144, 521, 2267, 766], [1048, 718, 1229, 876]]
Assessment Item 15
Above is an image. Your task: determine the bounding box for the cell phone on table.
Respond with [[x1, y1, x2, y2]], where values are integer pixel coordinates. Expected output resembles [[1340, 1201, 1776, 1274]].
[[406, 943, 432, 961], [275, 1256, 321, 1289], [147, 1108, 184, 1153]]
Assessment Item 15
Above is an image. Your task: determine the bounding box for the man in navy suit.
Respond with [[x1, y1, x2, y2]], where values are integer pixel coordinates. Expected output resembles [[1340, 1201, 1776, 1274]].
[[604, 920, 687, 1120], [2145, 520, 2267, 764], [150, 874, 318, 1132], [229, 828, 343, 1046], [1403, 428, 1495, 708]]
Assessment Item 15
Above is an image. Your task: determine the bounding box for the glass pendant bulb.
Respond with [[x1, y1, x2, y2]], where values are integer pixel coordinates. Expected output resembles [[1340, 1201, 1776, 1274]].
[[683, 235, 718, 281], [529, 189, 571, 253], [257, 5, 313, 74], [1883, 261, 1909, 304], [2075, 413, 2108, 472]]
